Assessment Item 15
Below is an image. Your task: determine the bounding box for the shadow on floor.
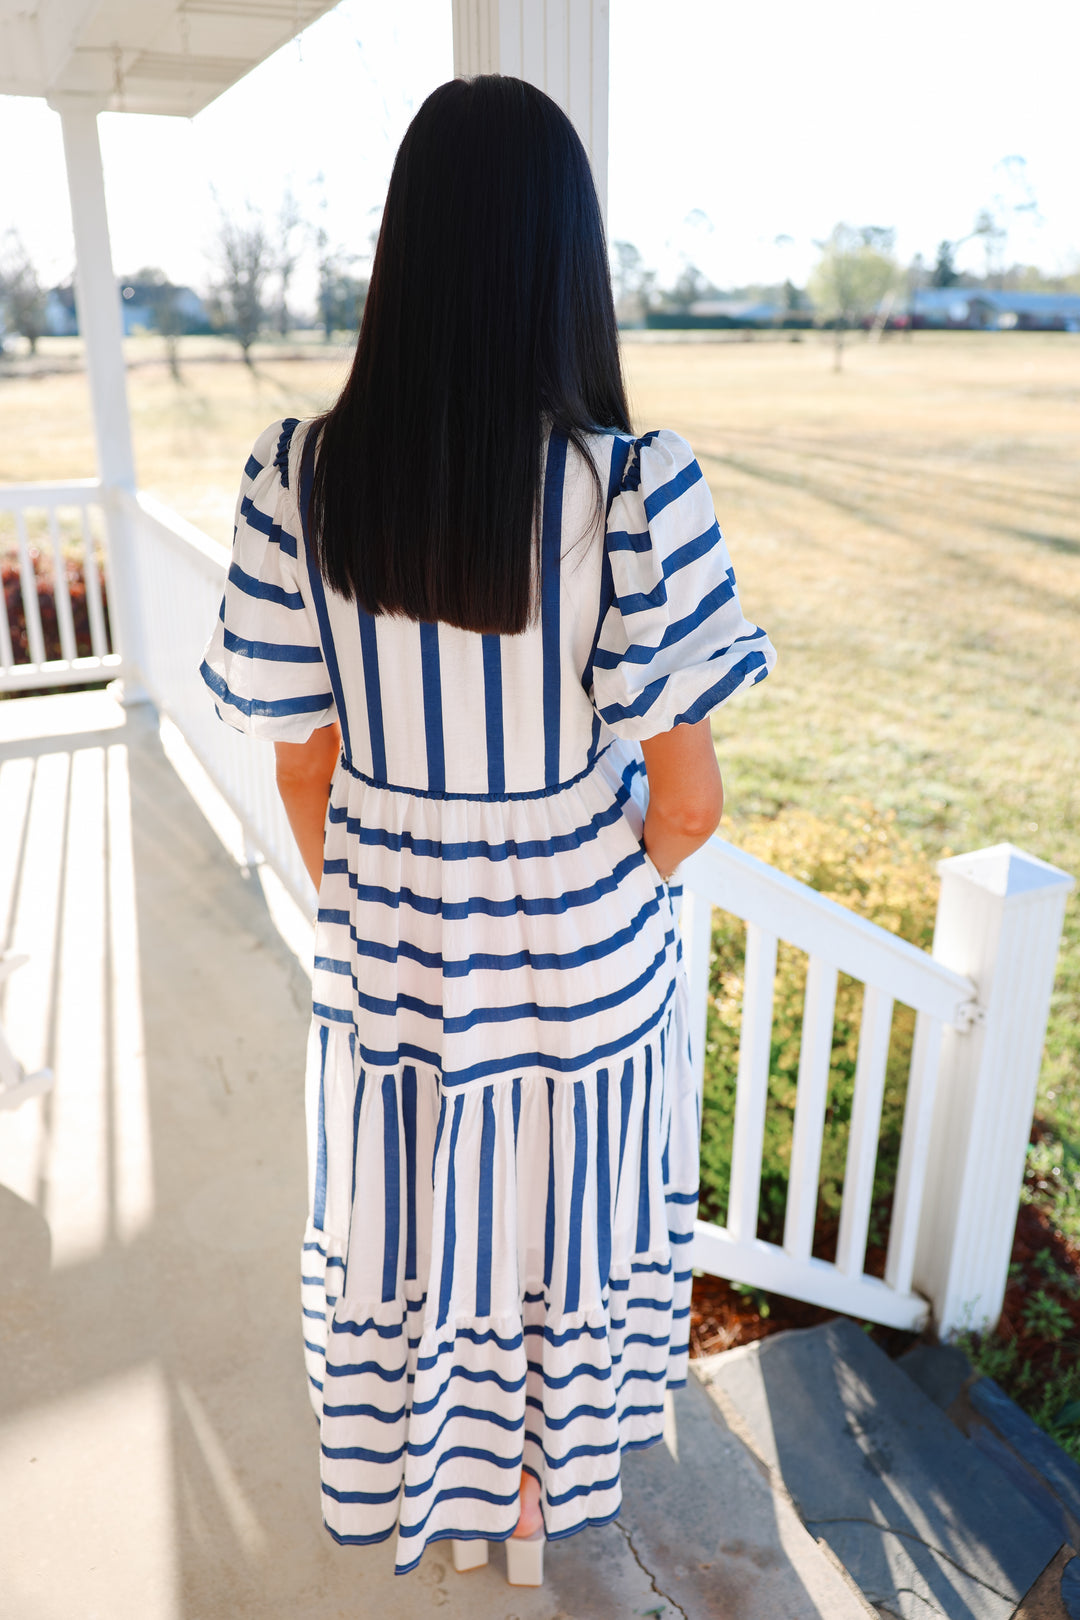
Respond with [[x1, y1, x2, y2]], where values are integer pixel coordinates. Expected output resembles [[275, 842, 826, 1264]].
[[0, 691, 854, 1620]]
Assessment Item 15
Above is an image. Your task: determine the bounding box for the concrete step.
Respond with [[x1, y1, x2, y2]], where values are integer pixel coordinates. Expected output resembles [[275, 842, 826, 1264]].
[[0, 693, 876, 1620], [597, 1371, 874, 1620], [898, 1342, 1080, 1619], [694, 1319, 1066, 1620], [899, 1342, 1080, 1551]]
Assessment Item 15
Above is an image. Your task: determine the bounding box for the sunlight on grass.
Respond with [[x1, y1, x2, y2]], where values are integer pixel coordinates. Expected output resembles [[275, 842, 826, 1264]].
[[1, 328, 1077, 1242], [623, 331, 1080, 1244]]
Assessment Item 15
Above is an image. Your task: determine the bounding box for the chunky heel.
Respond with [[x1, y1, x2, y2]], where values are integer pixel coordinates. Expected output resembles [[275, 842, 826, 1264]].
[[451, 1538, 488, 1572], [505, 1526, 544, 1587]]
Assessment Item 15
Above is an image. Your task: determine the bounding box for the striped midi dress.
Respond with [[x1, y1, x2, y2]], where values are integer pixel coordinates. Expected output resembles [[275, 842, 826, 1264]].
[[201, 415, 775, 1573]]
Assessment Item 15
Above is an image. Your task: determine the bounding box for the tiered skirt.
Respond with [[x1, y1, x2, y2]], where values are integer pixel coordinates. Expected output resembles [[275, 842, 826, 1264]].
[[298, 745, 700, 1573]]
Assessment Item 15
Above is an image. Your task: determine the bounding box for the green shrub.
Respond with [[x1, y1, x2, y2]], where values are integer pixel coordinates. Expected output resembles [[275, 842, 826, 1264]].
[[957, 1331, 1080, 1466], [1021, 1289, 1074, 1342], [698, 804, 941, 1261]]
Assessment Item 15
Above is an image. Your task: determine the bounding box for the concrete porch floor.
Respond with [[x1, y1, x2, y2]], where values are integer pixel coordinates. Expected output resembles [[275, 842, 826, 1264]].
[[0, 689, 867, 1620]]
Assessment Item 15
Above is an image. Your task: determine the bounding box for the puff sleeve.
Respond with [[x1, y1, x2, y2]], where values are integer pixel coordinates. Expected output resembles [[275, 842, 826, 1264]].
[[590, 430, 775, 740], [200, 419, 338, 742]]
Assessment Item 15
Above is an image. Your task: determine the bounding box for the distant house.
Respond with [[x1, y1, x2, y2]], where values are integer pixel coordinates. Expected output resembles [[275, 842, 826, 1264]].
[[45, 279, 211, 337], [118, 279, 210, 335], [45, 284, 78, 336], [908, 287, 1080, 332]]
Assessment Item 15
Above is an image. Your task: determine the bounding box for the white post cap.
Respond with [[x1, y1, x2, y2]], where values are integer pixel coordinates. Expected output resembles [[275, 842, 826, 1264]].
[[938, 843, 1074, 902]]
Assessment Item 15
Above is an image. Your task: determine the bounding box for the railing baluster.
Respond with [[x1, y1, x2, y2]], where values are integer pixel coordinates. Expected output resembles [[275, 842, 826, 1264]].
[[835, 983, 894, 1277], [14, 508, 46, 667], [0, 518, 14, 672], [681, 887, 712, 1108], [885, 1011, 944, 1295], [48, 507, 78, 664], [727, 923, 778, 1240], [0, 488, 122, 691], [80, 508, 109, 657], [783, 954, 839, 1261]]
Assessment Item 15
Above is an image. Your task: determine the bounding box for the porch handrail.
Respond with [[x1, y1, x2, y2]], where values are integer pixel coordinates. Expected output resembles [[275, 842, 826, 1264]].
[[117, 487, 314, 910], [7, 479, 1067, 1345], [127, 489, 235, 578], [0, 479, 102, 507], [681, 837, 975, 1025]]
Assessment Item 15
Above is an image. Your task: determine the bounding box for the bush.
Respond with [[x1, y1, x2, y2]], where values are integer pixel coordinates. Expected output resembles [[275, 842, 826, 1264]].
[[698, 805, 941, 1268]]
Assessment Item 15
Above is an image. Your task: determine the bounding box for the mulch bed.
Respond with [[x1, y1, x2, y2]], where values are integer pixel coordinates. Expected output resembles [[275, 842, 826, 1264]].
[[689, 1122, 1080, 1371], [688, 1270, 919, 1363], [997, 1199, 1080, 1374]]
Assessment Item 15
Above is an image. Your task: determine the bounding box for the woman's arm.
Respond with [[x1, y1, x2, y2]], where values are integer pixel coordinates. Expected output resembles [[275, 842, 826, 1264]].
[[639, 716, 724, 881], [274, 722, 342, 890]]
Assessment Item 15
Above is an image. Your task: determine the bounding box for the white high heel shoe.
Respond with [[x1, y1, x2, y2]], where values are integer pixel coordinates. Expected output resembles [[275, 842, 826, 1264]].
[[505, 1524, 545, 1587], [451, 1539, 488, 1573]]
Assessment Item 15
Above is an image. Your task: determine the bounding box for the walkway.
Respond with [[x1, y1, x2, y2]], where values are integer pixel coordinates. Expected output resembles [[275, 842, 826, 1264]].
[[0, 690, 865, 1620]]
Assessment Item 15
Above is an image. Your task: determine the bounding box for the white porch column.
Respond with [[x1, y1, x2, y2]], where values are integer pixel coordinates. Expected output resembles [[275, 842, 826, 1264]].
[[49, 95, 136, 492], [914, 844, 1074, 1336], [49, 93, 146, 694], [452, 0, 610, 220]]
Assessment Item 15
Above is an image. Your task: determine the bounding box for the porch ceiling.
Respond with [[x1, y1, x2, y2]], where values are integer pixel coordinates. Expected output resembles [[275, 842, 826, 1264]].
[[0, 0, 340, 116]]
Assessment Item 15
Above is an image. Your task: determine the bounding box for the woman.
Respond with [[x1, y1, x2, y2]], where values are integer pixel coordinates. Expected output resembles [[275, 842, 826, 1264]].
[[201, 76, 774, 1585]]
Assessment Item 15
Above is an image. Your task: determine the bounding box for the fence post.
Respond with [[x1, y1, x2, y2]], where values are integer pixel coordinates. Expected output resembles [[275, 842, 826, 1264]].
[[913, 843, 1073, 1337]]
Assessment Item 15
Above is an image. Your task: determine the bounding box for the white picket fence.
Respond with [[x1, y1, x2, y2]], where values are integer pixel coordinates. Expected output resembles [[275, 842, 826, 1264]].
[[3, 479, 1073, 1337]]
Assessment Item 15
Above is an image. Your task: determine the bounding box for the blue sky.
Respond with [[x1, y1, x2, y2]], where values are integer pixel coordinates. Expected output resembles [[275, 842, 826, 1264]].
[[1, 0, 1076, 304]]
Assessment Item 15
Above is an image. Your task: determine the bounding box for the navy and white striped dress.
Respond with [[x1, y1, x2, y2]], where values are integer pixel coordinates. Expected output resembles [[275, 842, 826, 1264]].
[[201, 416, 775, 1573]]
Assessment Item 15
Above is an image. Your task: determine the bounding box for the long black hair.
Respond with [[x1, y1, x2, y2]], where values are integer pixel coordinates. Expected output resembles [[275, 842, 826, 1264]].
[[307, 75, 631, 635]]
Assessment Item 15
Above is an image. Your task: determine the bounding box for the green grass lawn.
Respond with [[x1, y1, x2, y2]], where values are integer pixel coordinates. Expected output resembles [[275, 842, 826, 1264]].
[[3, 327, 1078, 1255], [620, 330, 1080, 1255], [625, 329, 1080, 1455]]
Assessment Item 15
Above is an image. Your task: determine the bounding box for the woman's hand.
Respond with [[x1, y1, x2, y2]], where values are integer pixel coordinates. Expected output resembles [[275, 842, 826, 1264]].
[[274, 722, 342, 891], [639, 717, 724, 881]]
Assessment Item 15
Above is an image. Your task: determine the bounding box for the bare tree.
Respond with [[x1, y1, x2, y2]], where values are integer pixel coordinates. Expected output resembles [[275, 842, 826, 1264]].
[[932, 174, 1034, 297], [125, 265, 185, 381], [314, 225, 368, 340], [808, 224, 898, 370], [983, 155, 1040, 288], [157, 284, 186, 383], [664, 261, 717, 313], [610, 240, 656, 326], [274, 189, 305, 338], [973, 208, 1007, 289], [0, 232, 48, 355], [213, 207, 271, 366]]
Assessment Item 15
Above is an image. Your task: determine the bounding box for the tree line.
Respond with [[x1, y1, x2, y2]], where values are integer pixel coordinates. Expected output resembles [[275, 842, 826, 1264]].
[[3, 164, 1075, 375], [613, 221, 1079, 371], [206, 189, 374, 365], [0, 190, 374, 367], [613, 161, 1072, 369]]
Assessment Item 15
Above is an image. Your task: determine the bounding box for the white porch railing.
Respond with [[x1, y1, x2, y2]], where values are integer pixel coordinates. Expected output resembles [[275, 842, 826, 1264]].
[[680, 835, 1071, 1334], [0, 481, 120, 692], [116, 488, 315, 911], [678, 846, 973, 1332], [5, 481, 1071, 1340]]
